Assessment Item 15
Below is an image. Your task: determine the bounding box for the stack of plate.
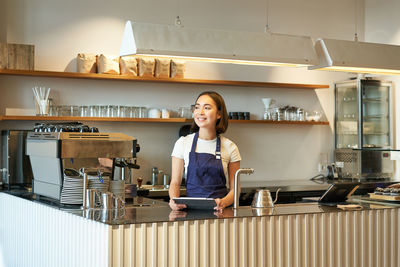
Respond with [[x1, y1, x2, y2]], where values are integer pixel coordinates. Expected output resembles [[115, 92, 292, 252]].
[[60, 175, 84, 205], [87, 174, 110, 193]]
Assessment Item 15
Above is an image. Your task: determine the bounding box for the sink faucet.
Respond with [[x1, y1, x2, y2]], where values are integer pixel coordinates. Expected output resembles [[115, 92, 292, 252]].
[[233, 168, 254, 209]]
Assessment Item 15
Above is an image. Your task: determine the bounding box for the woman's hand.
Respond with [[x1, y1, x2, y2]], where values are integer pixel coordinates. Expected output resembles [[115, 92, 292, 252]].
[[214, 198, 226, 212], [98, 158, 113, 168], [169, 199, 187, 210], [169, 210, 187, 221], [388, 183, 400, 188]]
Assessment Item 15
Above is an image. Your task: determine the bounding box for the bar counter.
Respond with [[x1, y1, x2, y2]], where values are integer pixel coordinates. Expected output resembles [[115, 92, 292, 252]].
[[1, 191, 400, 267]]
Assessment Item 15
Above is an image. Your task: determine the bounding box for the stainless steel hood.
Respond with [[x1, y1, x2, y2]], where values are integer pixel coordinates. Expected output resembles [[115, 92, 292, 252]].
[[309, 38, 400, 75], [120, 20, 318, 67]]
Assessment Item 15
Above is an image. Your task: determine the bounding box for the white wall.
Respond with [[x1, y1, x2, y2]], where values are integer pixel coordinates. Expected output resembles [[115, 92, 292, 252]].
[[365, 0, 400, 178], [1, 0, 363, 183]]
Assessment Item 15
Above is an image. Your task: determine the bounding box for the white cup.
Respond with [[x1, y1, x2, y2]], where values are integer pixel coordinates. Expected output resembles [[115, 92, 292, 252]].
[[148, 108, 161, 118], [161, 108, 170, 118]]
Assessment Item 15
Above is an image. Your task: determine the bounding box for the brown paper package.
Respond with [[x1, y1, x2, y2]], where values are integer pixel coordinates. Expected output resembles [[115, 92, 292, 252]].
[[155, 58, 171, 78], [170, 59, 185, 78], [120, 56, 138, 76], [138, 57, 155, 77], [77, 53, 97, 73], [97, 54, 120, 74]]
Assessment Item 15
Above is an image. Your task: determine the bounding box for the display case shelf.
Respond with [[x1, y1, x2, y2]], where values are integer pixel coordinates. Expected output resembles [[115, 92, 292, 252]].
[[0, 69, 330, 89], [0, 115, 329, 125]]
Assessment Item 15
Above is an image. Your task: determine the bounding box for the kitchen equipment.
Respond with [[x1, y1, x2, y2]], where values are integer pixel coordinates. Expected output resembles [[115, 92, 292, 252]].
[[335, 78, 393, 149], [26, 132, 140, 202], [233, 168, 254, 209], [334, 148, 399, 180], [101, 192, 113, 209], [1, 130, 33, 188], [251, 188, 281, 208], [334, 78, 396, 181], [85, 189, 100, 209], [261, 98, 276, 109], [113, 195, 125, 210]]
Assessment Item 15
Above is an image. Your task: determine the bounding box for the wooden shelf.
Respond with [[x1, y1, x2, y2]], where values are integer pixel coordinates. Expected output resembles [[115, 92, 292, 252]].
[[0, 69, 330, 89], [0, 115, 329, 125], [229, 120, 329, 125]]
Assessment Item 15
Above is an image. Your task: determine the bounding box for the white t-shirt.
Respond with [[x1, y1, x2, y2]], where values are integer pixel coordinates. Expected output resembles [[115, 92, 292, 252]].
[[171, 133, 241, 179]]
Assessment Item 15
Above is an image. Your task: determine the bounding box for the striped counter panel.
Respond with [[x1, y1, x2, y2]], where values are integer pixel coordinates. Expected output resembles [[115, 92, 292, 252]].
[[0, 193, 111, 267], [112, 209, 400, 267]]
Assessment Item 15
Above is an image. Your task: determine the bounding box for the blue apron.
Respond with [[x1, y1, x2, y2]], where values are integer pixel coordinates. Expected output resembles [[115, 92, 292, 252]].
[[186, 132, 228, 198]]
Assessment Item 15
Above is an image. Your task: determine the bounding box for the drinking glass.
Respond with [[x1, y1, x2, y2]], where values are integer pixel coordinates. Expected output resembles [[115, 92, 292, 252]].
[[296, 108, 305, 121], [89, 105, 99, 117], [99, 105, 108, 117], [79, 106, 89, 117], [70, 105, 79, 117], [48, 105, 58, 116], [178, 107, 192, 118], [138, 107, 148, 118], [129, 106, 138, 118], [107, 105, 117, 117]]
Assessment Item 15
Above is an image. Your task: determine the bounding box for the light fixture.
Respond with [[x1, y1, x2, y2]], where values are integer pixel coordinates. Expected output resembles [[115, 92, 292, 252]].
[[120, 20, 318, 67], [309, 38, 400, 75]]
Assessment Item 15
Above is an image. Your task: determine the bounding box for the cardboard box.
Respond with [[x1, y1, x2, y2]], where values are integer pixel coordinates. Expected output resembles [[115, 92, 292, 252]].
[[0, 43, 34, 70]]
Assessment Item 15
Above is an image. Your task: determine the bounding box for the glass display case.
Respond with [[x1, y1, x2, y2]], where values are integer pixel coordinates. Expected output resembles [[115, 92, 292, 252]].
[[335, 78, 393, 149]]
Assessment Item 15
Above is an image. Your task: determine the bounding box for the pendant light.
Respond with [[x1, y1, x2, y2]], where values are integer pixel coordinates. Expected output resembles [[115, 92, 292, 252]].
[[309, 0, 400, 75], [119, 20, 318, 67], [308, 38, 400, 75]]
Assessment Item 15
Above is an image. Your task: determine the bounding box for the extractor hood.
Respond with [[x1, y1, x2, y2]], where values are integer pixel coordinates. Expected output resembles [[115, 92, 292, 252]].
[[120, 20, 318, 67], [309, 38, 400, 75]]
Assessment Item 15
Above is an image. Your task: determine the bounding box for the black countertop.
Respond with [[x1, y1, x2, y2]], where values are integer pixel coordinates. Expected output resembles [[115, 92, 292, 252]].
[[2, 190, 400, 226]]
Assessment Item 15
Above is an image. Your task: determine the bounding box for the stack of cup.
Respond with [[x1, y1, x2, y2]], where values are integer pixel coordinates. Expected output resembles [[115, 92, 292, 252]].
[[110, 180, 125, 200]]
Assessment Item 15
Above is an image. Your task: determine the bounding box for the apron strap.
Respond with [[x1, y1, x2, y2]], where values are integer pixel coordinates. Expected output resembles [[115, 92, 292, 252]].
[[215, 135, 221, 159], [190, 132, 199, 153], [190, 132, 221, 159]]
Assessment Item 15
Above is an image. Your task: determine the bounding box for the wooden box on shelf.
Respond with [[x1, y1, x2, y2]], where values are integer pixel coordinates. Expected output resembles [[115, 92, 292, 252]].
[[0, 43, 34, 70]]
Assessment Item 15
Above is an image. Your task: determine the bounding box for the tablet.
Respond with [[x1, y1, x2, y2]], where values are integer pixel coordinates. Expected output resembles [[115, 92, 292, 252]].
[[173, 197, 217, 210], [319, 183, 360, 204]]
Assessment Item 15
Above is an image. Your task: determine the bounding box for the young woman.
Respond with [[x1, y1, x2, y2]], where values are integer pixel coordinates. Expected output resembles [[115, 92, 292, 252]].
[[169, 91, 241, 211]]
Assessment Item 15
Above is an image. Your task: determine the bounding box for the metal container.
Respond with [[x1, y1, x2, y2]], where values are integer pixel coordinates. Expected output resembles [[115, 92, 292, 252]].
[[101, 192, 113, 209], [251, 188, 280, 208], [85, 189, 100, 209]]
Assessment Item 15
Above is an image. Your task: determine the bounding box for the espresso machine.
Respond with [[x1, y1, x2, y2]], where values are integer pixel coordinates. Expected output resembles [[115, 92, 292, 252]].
[[26, 132, 139, 201]]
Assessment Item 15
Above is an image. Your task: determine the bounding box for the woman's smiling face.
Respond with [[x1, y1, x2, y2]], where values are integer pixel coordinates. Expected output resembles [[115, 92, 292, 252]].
[[193, 94, 221, 130]]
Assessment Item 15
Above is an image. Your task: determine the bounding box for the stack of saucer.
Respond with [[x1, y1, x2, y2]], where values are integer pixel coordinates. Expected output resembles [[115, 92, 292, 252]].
[[87, 173, 110, 193], [110, 180, 125, 199], [60, 175, 83, 205]]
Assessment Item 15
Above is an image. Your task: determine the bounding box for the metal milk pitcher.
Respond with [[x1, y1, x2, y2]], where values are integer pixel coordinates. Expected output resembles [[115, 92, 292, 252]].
[[251, 188, 281, 208], [85, 189, 100, 209]]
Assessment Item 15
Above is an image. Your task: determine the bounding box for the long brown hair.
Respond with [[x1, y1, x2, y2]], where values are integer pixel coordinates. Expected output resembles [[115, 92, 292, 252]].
[[191, 91, 229, 134]]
